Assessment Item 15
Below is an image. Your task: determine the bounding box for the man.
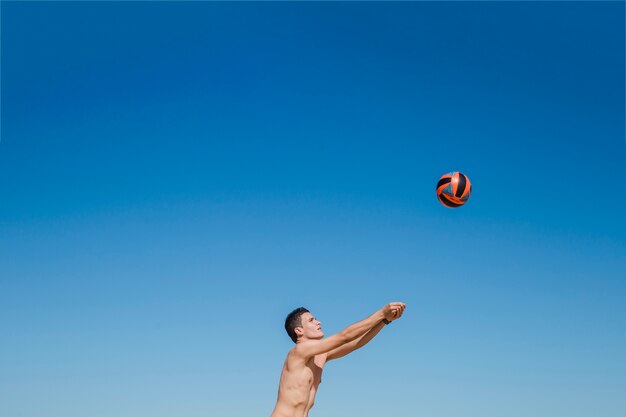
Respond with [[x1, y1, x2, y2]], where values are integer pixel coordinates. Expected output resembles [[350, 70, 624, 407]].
[[270, 302, 406, 417]]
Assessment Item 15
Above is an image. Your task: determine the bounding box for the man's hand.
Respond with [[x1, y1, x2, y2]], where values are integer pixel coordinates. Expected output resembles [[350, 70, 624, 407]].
[[382, 302, 406, 322]]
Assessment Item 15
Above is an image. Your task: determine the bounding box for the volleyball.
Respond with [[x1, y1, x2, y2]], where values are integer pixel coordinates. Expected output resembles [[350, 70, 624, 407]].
[[436, 171, 472, 208]]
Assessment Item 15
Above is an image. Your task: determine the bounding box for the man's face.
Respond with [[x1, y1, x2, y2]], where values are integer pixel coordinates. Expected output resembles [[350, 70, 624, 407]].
[[297, 312, 324, 340]]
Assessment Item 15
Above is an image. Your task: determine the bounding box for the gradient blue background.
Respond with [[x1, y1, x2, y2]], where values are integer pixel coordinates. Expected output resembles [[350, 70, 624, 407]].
[[1, 2, 625, 417]]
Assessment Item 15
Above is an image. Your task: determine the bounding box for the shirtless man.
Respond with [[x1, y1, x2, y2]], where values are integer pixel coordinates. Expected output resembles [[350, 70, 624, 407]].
[[270, 302, 406, 417]]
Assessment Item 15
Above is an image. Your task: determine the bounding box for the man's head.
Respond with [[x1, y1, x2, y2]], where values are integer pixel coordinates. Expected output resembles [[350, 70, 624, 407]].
[[285, 307, 324, 343]]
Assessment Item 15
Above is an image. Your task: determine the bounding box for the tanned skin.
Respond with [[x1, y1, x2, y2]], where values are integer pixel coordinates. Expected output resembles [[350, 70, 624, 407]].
[[270, 302, 406, 417]]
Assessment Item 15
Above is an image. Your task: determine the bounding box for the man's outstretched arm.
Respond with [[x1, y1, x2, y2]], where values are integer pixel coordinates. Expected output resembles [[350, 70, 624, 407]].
[[295, 302, 405, 359], [326, 321, 385, 361], [326, 302, 405, 361]]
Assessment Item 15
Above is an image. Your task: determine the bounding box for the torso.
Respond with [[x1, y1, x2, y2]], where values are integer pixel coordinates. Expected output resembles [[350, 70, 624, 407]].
[[270, 351, 327, 417]]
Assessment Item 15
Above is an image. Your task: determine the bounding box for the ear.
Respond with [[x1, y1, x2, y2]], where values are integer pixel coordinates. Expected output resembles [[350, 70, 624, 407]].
[[294, 326, 304, 338]]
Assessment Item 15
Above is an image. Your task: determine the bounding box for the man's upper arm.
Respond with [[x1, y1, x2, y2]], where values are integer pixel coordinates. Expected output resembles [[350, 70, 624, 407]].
[[295, 334, 348, 359]]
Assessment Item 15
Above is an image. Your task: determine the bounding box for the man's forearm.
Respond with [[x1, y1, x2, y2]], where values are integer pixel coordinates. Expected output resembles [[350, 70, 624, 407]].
[[355, 321, 386, 349], [339, 310, 384, 343]]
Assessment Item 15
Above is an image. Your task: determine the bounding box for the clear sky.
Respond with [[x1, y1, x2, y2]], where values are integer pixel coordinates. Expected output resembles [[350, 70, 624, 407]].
[[1, 2, 625, 417]]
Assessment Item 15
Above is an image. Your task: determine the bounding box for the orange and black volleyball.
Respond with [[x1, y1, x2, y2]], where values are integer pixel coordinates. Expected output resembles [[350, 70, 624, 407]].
[[436, 171, 472, 208]]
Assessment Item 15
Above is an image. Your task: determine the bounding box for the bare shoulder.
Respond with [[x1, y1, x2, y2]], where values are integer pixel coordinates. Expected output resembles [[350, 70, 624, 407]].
[[286, 344, 310, 366], [286, 345, 328, 367], [292, 340, 333, 363], [292, 341, 315, 359]]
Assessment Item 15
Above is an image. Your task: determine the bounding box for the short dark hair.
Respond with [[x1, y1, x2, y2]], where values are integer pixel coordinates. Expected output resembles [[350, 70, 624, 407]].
[[285, 307, 309, 343]]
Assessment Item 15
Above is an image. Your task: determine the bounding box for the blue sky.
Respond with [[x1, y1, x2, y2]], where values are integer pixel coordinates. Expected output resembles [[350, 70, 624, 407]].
[[1, 2, 625, 417]]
